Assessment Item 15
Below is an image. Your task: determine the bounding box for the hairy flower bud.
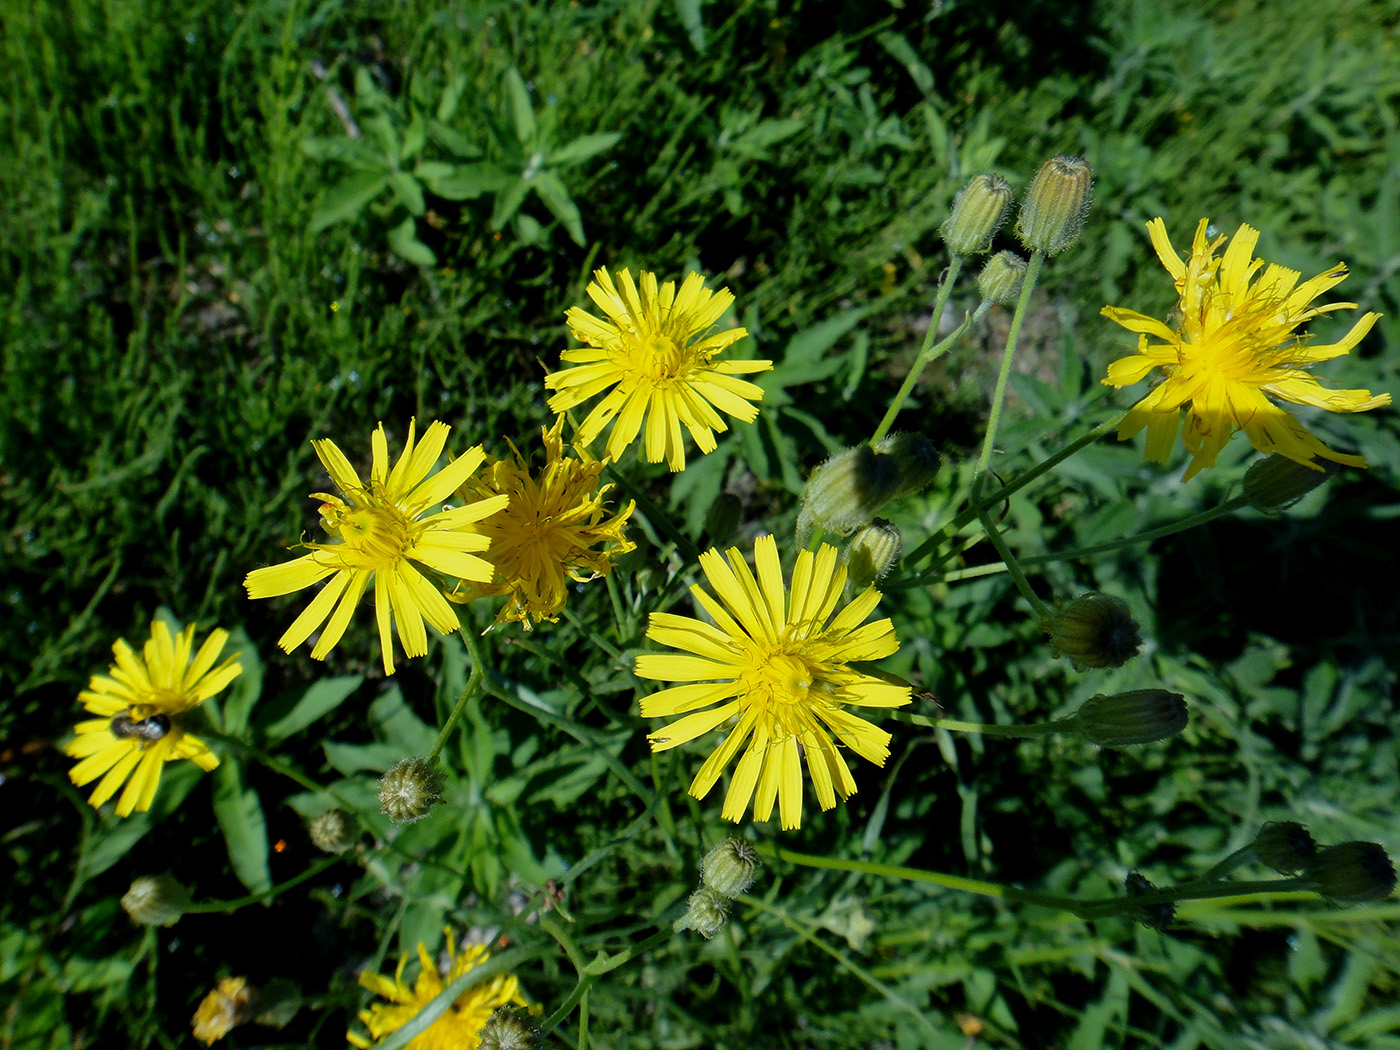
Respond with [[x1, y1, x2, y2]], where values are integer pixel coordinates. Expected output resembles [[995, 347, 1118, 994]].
[[378, 756, 445, 825], [1043, 593, 1143, 670], [846, 521, 902, 590], [477, 1005, 543, 1050], [704, 493, 743, 546], [1251, 821, 1316, 875], [1243, 455, 1336, 512], [1017, 155, 1093, 256], [797, 444, 902, 544], [1303, 841, 1397, 905], [674, 886, 731, 939], [308, 808, 359, 854], [700, 837, 762, 899], [941, 173, 1014, 256], [1072, 690, 1187, 747], [977, 251, 1028, 306], [122, 874, 191, 927], [879, 432, 941, 498]]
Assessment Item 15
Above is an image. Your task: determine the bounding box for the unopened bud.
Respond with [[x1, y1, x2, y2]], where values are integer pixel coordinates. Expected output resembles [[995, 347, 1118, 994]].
[[846, 521, 902, 590], [1043, 593, 1142, 670], [700, 837, 761, 899], [1243, 456, 1336, 512], [309, 808, 358, 854], [1251, 821, 1316, 875], [122, 874, 191, 927], [1073, 690, 1187, 747], [1017, 155, 1093, 256], [192, 977, 258, 1045], [704, 493, 743, 546], [977, 251, 1028, 306], [477, 1005, 543, 1050], [674, 886, 730, 938], [941, 174, 1014, 256], [797, 444, 901, 545], [877, 432, 940, 498], [378, 756, 445, 824], [1303, 841, 1397, 905], [1124, 871, 1175, 930]]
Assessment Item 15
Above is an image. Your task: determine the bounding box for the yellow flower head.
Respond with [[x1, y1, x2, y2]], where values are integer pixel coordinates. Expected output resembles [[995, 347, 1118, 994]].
[[64, 621, 241, 817], [191, 976, 257, 1045], [545, 267, 772, 472], [1102, 217, 1389, 479], [448, 417, 636, 629], [347, 929, 527, 1050], [636, 535, 910, 830], [245, 420, 507, 675]]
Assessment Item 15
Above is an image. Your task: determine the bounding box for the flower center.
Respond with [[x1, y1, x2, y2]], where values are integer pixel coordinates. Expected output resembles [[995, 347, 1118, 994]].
[[632, 333, 686, 383], [748, 651, 816, 707], [320, 501, 413, 569]]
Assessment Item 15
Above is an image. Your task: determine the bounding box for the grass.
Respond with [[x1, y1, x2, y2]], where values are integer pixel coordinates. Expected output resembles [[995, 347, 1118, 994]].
[[3, 0, 1398, 1047]]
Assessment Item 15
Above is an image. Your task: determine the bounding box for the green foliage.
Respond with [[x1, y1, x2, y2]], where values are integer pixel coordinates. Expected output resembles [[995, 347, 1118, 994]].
[[3, 0, 1398, 1048]]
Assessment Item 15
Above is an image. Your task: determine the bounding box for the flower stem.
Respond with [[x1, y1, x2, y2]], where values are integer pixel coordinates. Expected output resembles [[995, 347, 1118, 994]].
[[185, 856, 344, 914], [870, 256, 965, 445], [436, 626, 489, 762], [892, 710, 1072, 738], [975, 500, 1054, 618]]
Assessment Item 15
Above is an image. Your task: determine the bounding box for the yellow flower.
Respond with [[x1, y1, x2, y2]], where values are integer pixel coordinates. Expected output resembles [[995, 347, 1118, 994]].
[[63, 621, 240, 817], [637, 535, 910, 830], [245, 420, 507, 675], [448, 417, 636, 629], [191, 976, 256, 1045], [347, 929, 527, 1050], [544, 267, 772, 472], [1102, 217, 1389, 479]]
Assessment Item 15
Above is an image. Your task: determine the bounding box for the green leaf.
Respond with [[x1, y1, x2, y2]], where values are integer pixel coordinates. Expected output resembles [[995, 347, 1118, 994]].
[[503, 67, 536, 145], [370, 685, 437, 755], [427, 119, 482, 160], [532, 170, 585, 245], [309, 171, 388, 231], [387, 216, 437, 266], [388, 171, 426, 215], [299, 136, 380, 168], [436, 71, 468, 122], [212, 762, 271, 895], [548, 131, 622, 168], [422, 162, 510, 201], [490, 179, 531, 230], [363, 113, 401, 161], [218, 627, 261, 736], [761, 308, 868, 390], [400, 110, 426, 162], [877, 31, 935, 95], [673, 0, 705, 52], [262, 675, 363, 742]]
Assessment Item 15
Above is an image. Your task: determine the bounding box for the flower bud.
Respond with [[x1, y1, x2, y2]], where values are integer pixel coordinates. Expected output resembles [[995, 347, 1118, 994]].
[[1043, 593, 1142, 670], [192, 977, 258, 1045], [976, 250, 1028, 306], [796, 444, 902, 545], [1016, 155, 1093, 256], [846, 521, 902, 590], [477, 1005, 543, 1050], [877, 432, 941, 499], [378, 756, 445, 824], [308, 808, 358, 854], [700, 837, 761, 899], [1243, 455, 1336, 512], [1072, 690, 1187, 747], [674, 886, 730, 938], [941, 173, 1014, 256], [1303, 841, 1397, 905], [122, 874, 191, 927], [704, 493, 743, 546], [1124, 871, 1175, 930], [1250, 821, 1316, 875]]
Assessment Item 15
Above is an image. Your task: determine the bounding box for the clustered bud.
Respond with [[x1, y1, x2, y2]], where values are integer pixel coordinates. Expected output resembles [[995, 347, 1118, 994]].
[[796, 434, 938, 545], [308, 808, 359, 854], [1250, 821, 1316, 875], [1124, 871, 1175, 930], [1042, 593, 1142, 670], [1243, 455, 1336, 512], [700, 837, 762, 899], [976, 251, 1029, 306], [1302, 841, 1397, 905], [192, 976, 258, 1046], [674, 886, 731, 939], [846, 521, 902, 590], [1016, 155, 1093, 256], [477, 1005, 544, 1050], [941, 173, 1015, 256], [378, 756, 445, 824], [1072, 690, 1188, 748], [122, 873, 192, 927]]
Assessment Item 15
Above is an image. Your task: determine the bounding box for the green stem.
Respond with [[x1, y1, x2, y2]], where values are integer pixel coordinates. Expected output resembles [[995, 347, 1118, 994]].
[[538, 924, 676, 1036], [976, 501, 1053, 618], [605, 463, 700, 565], [435, 626, 489, 762], [870, 256, 965, 445], [185, 855, 344, 914], [972, 251, 1044, 500], [892, 710, 1072, 738]]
